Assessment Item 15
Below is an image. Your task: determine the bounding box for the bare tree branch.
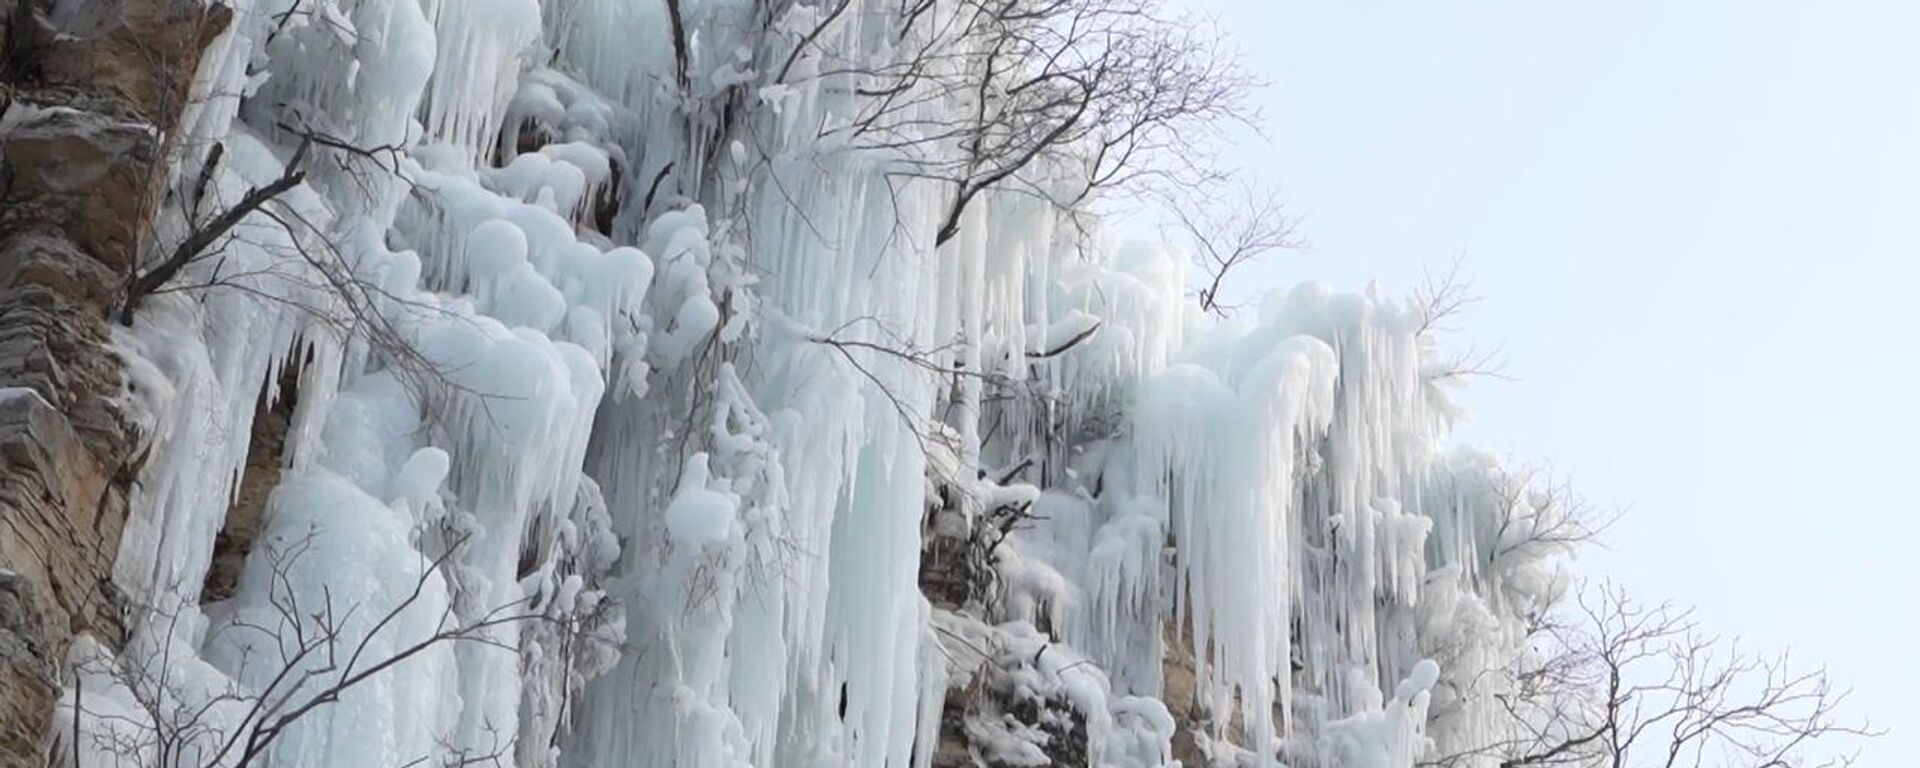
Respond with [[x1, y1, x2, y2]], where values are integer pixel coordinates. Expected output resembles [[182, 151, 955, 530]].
[[1428, 584, 1880, 768], [1159, 180, 1301, 317]]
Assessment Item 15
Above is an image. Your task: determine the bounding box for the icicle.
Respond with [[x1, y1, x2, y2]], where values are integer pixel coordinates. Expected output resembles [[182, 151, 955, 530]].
[[77, 1, 1583, 766], [416, 0, 543, 165]]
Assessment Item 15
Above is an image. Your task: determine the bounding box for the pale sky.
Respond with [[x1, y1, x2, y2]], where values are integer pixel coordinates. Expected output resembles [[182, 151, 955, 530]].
[[1176, 0, 1919, 763]]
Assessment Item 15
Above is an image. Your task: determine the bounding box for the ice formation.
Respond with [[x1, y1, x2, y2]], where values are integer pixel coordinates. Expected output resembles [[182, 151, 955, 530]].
[[56, 1, 1578, 767]]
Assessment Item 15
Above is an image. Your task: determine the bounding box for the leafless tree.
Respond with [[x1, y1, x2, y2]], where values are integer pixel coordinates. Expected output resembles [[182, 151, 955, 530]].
[[1425, 585, 1879, 768], [92, 0, 475, 407], [633, 0, 1268, 487], [120, 136, 313, 325], [1413, 259, 1510, 383], [53, 530, 615, 768], [1484, 467, 1613, 568], [764, 0, 1256, 246], [1413, 257, 1479, 339], [120, 120, 411, 317], [1160, 181, 1302, 317], [115, 117, 503, 417]]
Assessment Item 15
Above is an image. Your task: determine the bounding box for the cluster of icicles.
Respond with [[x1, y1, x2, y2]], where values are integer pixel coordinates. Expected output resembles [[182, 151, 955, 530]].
[[57, 1, 1572, 767]]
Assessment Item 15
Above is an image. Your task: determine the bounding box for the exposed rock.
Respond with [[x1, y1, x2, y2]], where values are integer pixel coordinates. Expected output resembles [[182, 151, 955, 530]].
[[932, 642, 1094, 768], [0, 1, 226, 763], [0, 106, 159, 277], [202, 362, 297, 604], [38, 0, 232, 131], [0, 569, 55, 767], [1163, 623, 1206, 767], [0, 390, 125, 768], [1160, 618, 1269, 767]]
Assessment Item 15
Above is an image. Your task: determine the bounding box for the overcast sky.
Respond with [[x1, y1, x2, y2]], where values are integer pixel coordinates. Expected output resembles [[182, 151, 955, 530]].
[[1174, 0, 1919, 763]]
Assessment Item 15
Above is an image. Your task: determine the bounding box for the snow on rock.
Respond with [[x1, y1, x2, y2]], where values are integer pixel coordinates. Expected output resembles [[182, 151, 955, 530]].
[[1322, 660, 1442, 768], [931, 611, 1176, 768]]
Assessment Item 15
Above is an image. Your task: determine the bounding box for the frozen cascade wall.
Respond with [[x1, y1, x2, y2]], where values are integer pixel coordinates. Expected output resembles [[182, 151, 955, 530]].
[[51, 1, 1572, 767]]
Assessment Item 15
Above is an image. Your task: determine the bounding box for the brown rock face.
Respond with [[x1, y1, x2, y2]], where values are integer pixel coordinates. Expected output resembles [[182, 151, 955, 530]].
[[37, 0, 232, 130], [0, 155, 144, 768], [0, 110, 159, 278], [0, 571, 54, 766], [0, 0, 229, 764], [0, 391, 127, 765]]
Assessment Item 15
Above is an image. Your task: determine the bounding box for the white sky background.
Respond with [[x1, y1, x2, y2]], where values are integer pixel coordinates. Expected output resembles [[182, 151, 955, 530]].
[[1168, 0, 1920, 763]]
